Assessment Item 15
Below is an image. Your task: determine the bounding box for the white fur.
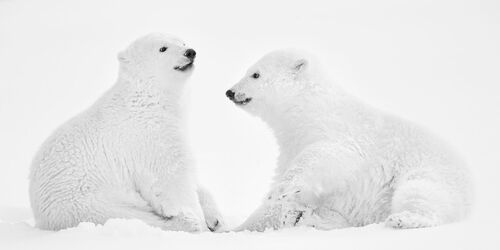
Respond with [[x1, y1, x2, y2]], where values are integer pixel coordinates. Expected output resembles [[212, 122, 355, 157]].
[[29, 33, 224, 232], [228, 49, 473, 231]]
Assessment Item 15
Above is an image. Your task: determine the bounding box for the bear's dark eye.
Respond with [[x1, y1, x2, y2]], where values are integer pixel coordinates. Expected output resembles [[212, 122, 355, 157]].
[[251, 72, 260, 79], [159, 47, 168, 52]]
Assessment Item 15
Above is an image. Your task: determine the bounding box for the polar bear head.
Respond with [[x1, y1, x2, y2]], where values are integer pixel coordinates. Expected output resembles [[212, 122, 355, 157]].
[[226, 49, 319, 119], [118, 33, 196, 84]]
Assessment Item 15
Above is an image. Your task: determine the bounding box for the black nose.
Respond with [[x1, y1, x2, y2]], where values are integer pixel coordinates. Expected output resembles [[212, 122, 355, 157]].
[[226, 90, 235, 100], [184, 49, 196, 59]]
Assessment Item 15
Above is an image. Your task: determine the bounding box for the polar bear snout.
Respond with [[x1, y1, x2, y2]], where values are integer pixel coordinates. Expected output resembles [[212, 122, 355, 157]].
[[226, 89, 252, 105], [174, 49, 196, 72], [184, 48, 196, 60], [225, 90, 235, 100]]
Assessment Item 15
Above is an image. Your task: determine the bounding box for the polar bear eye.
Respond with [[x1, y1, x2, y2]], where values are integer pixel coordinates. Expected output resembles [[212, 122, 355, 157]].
[[251, 72, 260, 79], [159, 47, 168, 52]]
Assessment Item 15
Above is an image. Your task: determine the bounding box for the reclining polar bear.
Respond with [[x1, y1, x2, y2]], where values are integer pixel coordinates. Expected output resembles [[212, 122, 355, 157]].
[[29, 33, 223, 232], [226, 49, 473, 231]]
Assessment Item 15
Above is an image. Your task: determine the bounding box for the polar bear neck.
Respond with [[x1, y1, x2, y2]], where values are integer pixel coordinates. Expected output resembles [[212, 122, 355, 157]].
[[95, 70, 189, 128]]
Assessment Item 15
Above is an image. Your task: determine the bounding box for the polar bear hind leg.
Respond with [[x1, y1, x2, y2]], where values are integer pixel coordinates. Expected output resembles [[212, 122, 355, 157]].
[[96, 203, 204, 232], [35, 191, 203, 232], [386, 169, 463, 229], [92, 191, 205, 232]]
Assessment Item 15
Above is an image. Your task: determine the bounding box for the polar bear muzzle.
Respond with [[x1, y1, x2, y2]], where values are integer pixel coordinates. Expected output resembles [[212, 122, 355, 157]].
[[174, 48, 196, 71], [226, 89, 252, 105]]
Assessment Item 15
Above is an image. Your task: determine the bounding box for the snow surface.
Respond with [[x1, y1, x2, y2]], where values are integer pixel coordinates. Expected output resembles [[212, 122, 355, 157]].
[[1, 0, 499, 249], [0, 218, 497, 250]]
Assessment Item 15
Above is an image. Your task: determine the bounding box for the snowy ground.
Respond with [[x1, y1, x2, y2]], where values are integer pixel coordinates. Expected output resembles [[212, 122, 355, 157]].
[[1, 0, 499, 249], [0, 218, 497, 250]]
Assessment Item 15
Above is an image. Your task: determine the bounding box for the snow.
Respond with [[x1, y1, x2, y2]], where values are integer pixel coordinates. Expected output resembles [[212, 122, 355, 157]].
[[0, 0, 499, 249], [0, 218, 497, 250]]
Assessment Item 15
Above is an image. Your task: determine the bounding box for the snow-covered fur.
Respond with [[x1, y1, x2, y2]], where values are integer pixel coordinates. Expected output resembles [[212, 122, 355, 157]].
[[227, 49, 473, 231], [29, 33, 224, 232]]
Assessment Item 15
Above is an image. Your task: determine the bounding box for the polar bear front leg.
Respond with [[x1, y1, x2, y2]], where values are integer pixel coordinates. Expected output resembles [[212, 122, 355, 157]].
[[263, 173, 319, 229], [136, 168, 205, 232], [234, 169, 317, 232], [153, 184, 205, 232], [237, 142, 362, 231], [235, 198, 312, 232], [266, 142, 363, 229], [197, 186, 225, 232]]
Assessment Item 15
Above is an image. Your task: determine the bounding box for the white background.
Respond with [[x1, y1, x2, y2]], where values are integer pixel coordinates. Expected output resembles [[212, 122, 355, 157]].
[[0, 0, 499, 249]]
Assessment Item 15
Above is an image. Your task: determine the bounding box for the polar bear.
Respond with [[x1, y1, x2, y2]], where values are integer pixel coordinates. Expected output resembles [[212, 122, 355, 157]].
[[29, 33, 224, 232], [226, 49, 472, 231]]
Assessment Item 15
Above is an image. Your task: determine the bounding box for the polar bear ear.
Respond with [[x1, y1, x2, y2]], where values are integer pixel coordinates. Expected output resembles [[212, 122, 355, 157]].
[[292, 59, 308, 73], [117, 50, 130, 64]]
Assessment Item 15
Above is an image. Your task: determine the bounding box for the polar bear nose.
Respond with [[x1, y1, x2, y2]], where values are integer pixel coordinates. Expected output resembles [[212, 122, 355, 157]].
[[184, 49, 196, 59], [226, 90, 235, 100]]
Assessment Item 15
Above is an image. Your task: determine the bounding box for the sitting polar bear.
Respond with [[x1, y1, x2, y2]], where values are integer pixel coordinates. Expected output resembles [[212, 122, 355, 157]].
[[226, 49, 473, 231], [30, 33, 224, 232]]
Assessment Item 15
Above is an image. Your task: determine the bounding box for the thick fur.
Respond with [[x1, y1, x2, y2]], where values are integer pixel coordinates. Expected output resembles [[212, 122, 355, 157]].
[[228, 49, 472, 231], [29, 33, 224, 232]]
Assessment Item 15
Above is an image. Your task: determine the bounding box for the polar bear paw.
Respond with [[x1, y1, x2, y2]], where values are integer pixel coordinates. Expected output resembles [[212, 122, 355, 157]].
[[385, 211, 438, 229], [281, 209, 305, 227], [279, 202, 315, 228], [204, 212, 225, 232]]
